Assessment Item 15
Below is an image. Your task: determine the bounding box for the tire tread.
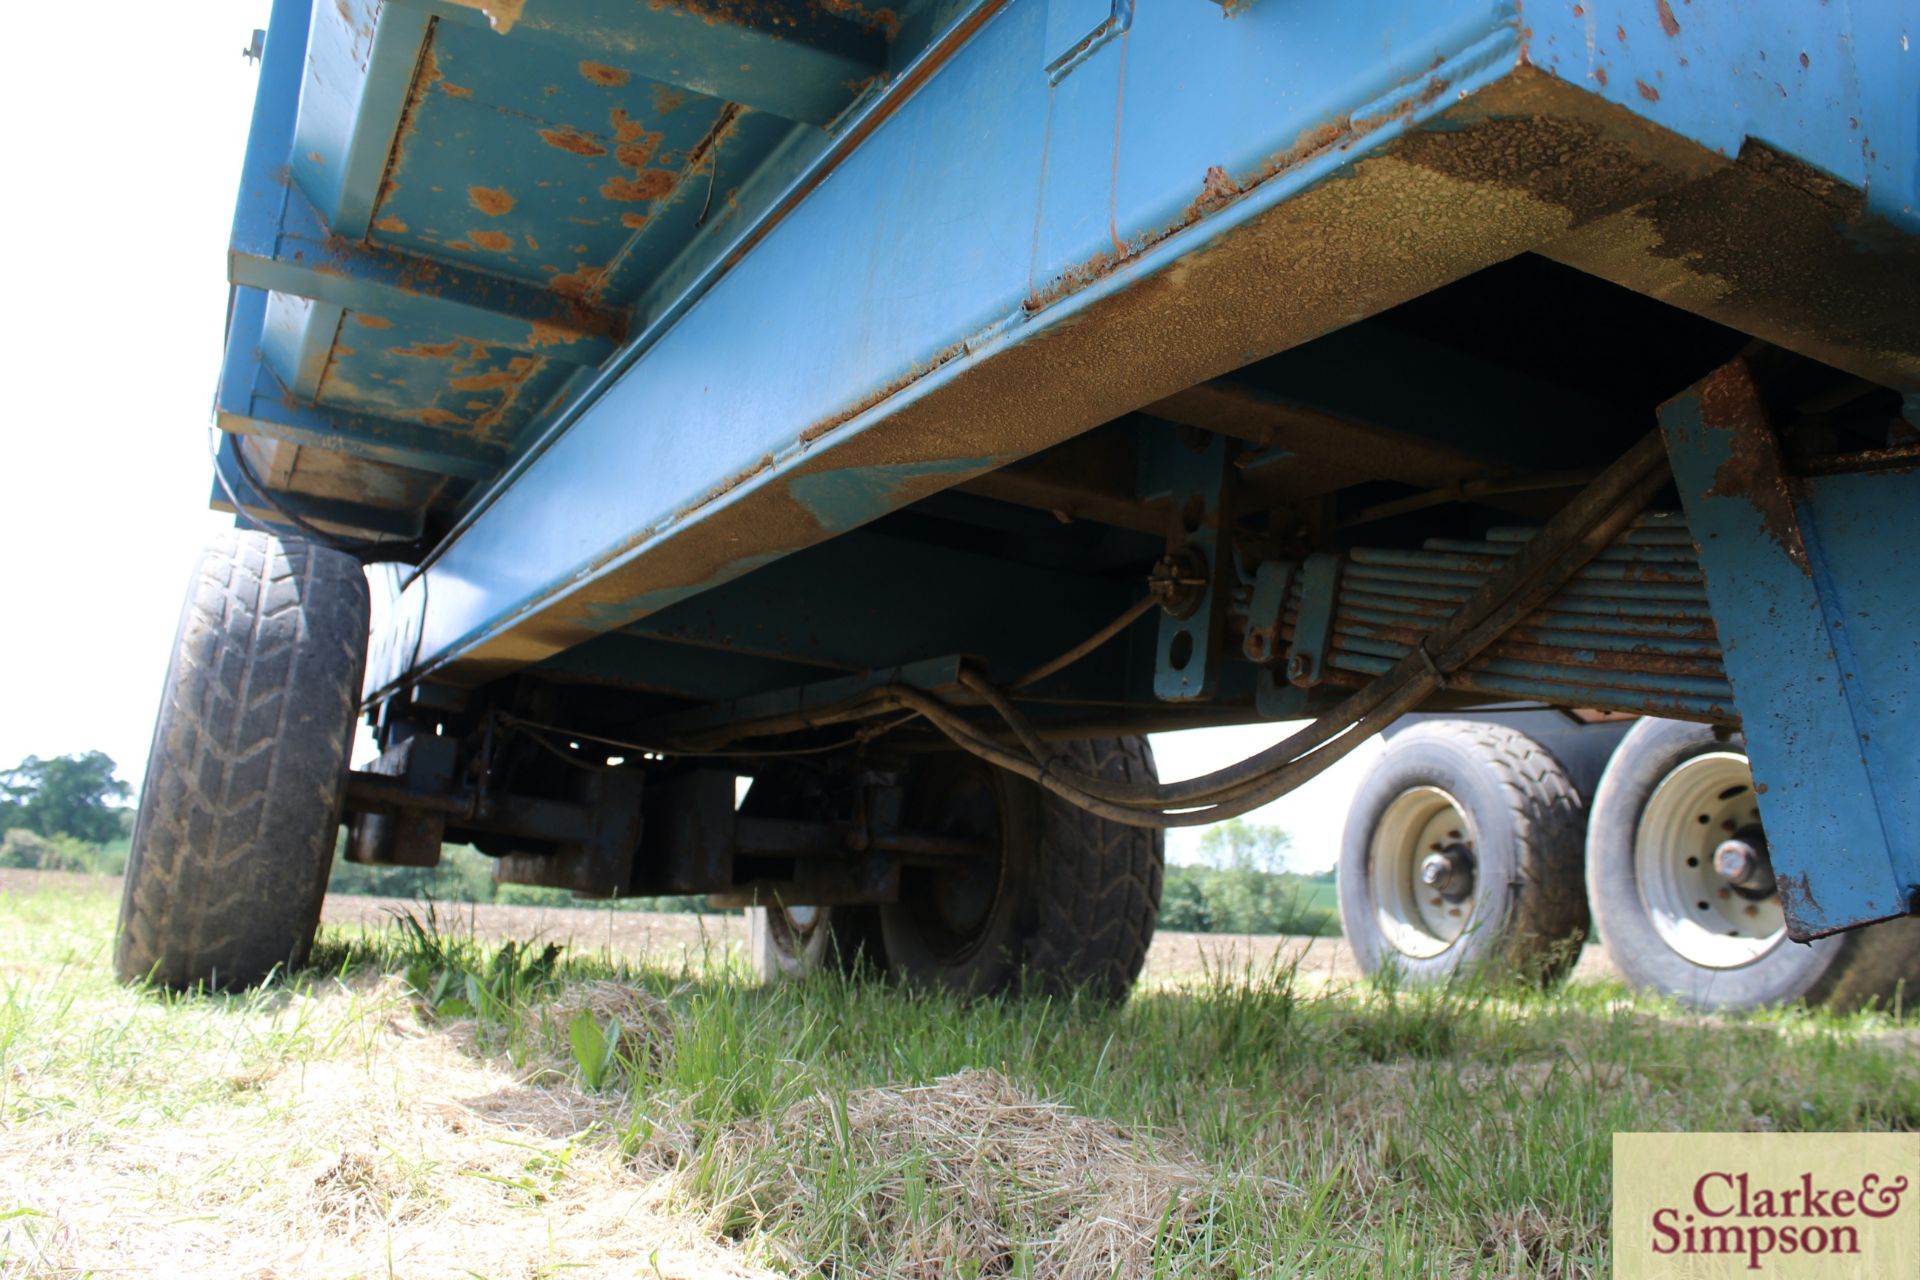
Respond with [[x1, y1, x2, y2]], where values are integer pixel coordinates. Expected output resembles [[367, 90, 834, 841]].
[[1344, 720, 1589, 982], [115, 531, 369, 989], [1022, 736, 1165, 1000]]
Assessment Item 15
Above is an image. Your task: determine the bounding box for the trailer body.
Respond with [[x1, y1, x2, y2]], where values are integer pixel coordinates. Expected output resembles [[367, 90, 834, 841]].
[[213, 0, 1919, 940]]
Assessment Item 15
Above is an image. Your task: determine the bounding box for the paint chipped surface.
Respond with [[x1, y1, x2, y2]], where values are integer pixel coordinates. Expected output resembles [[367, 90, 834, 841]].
[[1185, 165, 1244, 223], [550, 264, 612, 302], [450, 357, 539, 392], [601, 171, 677, 202], [539, 128, 608, 158], [578, 61, 630, 87], [1772, 872, 1845, 940], [610, 108, 649, 143], [468, 186, 515, 216], [1697, 361, 1813, 576], [818, 0, 902, 41], [391, 340, 465, 359]]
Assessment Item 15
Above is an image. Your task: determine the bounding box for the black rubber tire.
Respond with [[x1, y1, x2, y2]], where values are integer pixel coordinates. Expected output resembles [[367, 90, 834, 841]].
[[1587, 718, 1920, 1011], [880, 737, 1164, 1001], [115, 531, 370, 990], [1339, 721, 1589, 985]]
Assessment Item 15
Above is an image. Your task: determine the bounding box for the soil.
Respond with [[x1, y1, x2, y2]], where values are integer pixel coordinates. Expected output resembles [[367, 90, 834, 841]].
[[0, 868, 1620, 984]]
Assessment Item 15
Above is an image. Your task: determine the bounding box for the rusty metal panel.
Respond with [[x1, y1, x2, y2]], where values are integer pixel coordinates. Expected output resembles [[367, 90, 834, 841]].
[[211, 0, 1917, 730], [1311, 516, 1738, 723], [1660, 359, 1919, 938]]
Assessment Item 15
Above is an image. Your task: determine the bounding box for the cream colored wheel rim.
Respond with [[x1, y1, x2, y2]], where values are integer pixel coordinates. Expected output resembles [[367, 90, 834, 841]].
[[1370, 786, 1477, 959], [1635, 751, 1784, 969]]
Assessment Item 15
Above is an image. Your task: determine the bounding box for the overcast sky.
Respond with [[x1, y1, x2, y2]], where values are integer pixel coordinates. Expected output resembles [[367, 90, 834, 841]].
[[0, 2, 1375, 873]]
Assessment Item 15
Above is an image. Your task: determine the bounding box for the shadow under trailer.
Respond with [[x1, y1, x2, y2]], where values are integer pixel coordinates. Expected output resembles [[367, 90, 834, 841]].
[[121, 0, 1920, 1013]]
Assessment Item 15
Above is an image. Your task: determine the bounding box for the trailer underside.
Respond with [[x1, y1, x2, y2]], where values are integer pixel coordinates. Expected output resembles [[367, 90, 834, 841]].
[[215, 0, 1918, 942]]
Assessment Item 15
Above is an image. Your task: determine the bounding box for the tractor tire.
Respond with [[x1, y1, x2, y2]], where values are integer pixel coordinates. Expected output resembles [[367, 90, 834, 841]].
[[1586, 718, 1920, 1011], [115, 530, 370, 989], [1340, 721, 1588, 985], [879, 737, 1163, 1001]]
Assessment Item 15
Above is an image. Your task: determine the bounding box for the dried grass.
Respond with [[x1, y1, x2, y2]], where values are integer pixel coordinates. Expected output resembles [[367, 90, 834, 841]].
[[1, 975, 775, 1280], [695, 1068, 1211, 1280], [544, 978, 677, 1076]]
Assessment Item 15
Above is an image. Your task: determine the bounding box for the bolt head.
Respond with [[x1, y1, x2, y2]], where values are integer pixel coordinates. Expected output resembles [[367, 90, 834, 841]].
[[1286, 653, 1311, 681], [1419, 854, 1450, 887], [1713, 839, 1756, 881]]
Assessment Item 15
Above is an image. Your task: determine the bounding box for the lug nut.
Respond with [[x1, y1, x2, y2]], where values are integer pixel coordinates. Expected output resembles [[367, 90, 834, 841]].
[[1713, 826, 1777, 895], [1714, 838, 1757, 882]]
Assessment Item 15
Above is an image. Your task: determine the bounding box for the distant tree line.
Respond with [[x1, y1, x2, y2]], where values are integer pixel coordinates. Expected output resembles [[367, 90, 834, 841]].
[[0, 752, 133, 874], [1157, 819, 1340, 937]]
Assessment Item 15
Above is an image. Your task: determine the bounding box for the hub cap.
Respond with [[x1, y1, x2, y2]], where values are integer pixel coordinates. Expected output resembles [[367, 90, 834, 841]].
[[1635, 751, 1784, 968], [1369, 786, 1477, 958]]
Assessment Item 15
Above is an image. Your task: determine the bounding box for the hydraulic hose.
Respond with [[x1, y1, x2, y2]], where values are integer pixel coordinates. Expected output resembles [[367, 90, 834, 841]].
[[652, 431, 1670, 830]]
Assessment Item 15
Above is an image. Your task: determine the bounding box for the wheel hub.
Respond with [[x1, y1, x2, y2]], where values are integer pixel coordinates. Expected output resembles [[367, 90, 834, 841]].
[[1418, 843, 1476, 901], [1635, 751, 1786, 969], [1369, 786, 1478, 958], [1713, 826, 1777, 896]]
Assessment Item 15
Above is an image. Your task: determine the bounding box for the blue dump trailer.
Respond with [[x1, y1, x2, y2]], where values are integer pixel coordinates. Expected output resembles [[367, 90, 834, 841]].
[[120, 0, 1920, 1007]]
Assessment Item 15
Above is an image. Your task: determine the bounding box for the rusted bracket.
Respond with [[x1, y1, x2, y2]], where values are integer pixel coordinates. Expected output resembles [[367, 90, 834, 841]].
[[1285, 552, 1346, 688], [1241, 560, 1297, 666], [1661, 357, 1919, 938]]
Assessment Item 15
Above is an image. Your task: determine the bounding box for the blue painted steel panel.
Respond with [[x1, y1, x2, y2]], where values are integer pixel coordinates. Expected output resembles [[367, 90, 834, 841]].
[[426, 0, 890, 126], [1661, 360, 1919, 937], [221, 289, 511, 479], [199, 0, 1920, 944], [375, 0, 1543, 688], [215, 0, 1920, 828], [291, 0, 434, 240], [1521, 0, 1918, 229]]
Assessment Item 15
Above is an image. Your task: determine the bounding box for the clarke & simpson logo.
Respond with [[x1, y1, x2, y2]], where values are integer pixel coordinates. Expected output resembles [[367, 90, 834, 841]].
[[1615, 1134, 1919, 1278], [1648, 1169, 1909, 1269]]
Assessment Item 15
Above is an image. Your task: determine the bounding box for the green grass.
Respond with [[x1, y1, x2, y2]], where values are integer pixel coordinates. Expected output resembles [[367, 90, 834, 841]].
[[0, 883, 1916, 1278]]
